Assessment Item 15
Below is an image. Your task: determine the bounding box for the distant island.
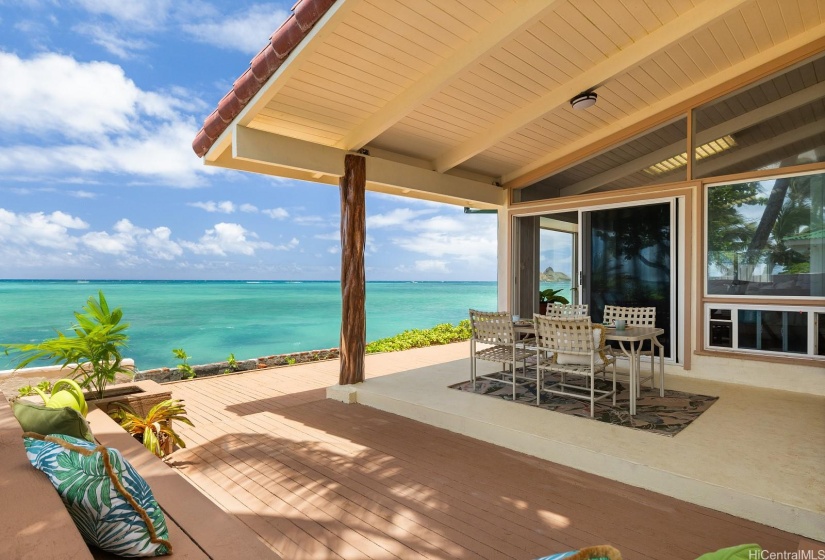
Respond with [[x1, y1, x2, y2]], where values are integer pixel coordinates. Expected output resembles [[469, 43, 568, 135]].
[[540, 266, 571, 282]]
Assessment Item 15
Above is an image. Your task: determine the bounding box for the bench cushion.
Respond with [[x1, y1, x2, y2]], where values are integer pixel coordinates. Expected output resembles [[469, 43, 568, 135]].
[[13, 400, 94, 442], [24, 433, 171, 558]]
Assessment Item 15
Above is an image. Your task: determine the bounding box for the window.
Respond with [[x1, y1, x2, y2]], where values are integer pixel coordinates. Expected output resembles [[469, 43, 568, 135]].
[[693, 53, 825, 177], [517, 117, 687, 203], [706, 304, 824, 359], [706, 171, 825, 298]]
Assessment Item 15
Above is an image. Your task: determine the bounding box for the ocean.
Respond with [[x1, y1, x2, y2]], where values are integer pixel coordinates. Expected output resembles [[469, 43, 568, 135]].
[[0, 280, 504, 371]]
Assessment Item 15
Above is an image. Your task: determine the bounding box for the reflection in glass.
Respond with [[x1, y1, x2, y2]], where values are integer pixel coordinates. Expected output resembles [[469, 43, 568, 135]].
[[693, 54, 825, 177], [737, 309, 808, 354], [588, 203, 671, 356], [706, 172, 825, 297]]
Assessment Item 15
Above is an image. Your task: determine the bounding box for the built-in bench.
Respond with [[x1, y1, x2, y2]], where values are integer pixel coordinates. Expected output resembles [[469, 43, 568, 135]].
[[0, 392, 280, 559]]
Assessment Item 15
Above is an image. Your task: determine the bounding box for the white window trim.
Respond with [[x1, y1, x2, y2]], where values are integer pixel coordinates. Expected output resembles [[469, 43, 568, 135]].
[[704, 302, 825, 359]]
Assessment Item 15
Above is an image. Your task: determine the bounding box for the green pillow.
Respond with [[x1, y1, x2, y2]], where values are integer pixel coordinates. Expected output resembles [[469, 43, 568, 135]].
[[695, 544, 762, 560], [12, 400, 94, 442], [23, 433, 171, 557]]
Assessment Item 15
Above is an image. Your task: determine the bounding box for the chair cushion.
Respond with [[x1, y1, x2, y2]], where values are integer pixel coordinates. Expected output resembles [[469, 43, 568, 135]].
[[13, 400, 94, 442], [23, 433, 171, 557], [555, 327, 606, 365]]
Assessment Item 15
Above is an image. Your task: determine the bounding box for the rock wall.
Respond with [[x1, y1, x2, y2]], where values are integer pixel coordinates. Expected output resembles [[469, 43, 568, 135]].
[[135, 347, 340, 383]]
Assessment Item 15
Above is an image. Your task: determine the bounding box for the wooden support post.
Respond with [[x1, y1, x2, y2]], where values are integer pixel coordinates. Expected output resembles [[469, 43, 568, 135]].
[[339, 153, 366, 385]]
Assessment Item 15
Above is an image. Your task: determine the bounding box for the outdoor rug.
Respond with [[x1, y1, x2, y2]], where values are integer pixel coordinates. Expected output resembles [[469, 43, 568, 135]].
[[449, 371, 718, 437]]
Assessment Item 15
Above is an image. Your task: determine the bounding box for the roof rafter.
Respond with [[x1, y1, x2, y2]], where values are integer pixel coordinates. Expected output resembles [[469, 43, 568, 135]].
[[505, 24, 825, 189], [336, 0, 562, 152], [433, 0, 750, 174], [560, 80, 825, 196]]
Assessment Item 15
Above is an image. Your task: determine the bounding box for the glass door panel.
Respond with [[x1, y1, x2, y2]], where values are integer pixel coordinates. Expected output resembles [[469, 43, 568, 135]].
[[584, 202, 673, 357]]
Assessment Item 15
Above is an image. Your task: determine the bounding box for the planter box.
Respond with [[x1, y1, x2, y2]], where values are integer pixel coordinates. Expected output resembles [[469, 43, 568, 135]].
[[87, 380, 174, 456], [87, 380, 172, 418]]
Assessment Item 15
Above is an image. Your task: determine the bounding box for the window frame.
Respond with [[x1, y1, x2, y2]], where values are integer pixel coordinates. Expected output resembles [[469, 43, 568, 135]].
[[704, 303, 825, 359], [703, 168, 825, 302]]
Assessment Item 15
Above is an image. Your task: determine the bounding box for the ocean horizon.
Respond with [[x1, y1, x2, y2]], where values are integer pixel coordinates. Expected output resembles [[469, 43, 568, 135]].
[[0, 279, 509, 371]]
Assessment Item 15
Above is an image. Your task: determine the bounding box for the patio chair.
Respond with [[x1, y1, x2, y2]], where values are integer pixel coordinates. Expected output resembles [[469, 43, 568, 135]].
[[534, 315, 616, 417], [603, 305, 664, 391], [469, 309, 534, 401], [546, 303, 589, 318]]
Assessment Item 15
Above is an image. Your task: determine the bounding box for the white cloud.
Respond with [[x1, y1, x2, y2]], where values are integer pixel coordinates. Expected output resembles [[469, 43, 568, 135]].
[[294, 215, 326, 226], [240, 203, 258, 213], [314, 231, 339, 241], [0, 209, 88, 250], [413, 260, 450, 273], [189, 200, 236, 214], [141, 226, 183, 260], [0, 52, 141, 137], [73, 0, 172, 28], [367, 208, 435, 229], [82, 230, 133, 254], [262, 207, 289, 220], [273, 238, 299, 251], [181, 223, 273, 256], [0, 51, 211, 187], [73, 22, 153, 59], [49, 211, 89, 229], [389, 214, 497, 265], [69, 190, 97, 199], [182, 4, 289, 54]]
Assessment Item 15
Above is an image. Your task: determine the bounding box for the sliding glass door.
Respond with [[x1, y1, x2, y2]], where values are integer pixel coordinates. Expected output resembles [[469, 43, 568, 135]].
[[582, 202, 674, 358]]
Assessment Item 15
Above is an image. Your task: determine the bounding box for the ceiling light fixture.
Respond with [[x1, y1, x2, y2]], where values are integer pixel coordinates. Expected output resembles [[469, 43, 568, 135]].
[[570, 91, 597, 110]]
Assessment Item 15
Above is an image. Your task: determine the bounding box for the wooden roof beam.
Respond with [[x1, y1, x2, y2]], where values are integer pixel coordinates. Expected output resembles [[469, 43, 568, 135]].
[[505, 25, 825, 190], [232, 125, 505, 207], [433, 0, 750, 174], [336, 0, 562, 152]]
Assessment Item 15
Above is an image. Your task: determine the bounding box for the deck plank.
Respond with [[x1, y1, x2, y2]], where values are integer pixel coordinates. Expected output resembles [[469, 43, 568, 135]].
[[162, 344, 810, 560]]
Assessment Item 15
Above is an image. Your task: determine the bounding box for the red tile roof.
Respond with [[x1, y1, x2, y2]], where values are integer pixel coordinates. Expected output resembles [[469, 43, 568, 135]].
[[192, 0, 337, 158]]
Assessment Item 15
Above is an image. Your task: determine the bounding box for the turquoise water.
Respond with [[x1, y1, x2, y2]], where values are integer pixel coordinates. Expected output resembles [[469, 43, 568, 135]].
[[0, 280, 498, 371]]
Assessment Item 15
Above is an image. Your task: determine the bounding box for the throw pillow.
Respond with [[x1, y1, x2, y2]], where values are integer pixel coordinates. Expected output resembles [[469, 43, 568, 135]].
[[13, 400, 94, 442], [555, 326, 607, 366], [535, 544, 622, 559], [23, 433, 171, 557]]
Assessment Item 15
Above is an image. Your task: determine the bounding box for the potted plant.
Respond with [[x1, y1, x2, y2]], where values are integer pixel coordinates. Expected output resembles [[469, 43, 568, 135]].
[[3, 291, 132, 399], [109, 399, 194, 458], [539, 288, 570, 314]]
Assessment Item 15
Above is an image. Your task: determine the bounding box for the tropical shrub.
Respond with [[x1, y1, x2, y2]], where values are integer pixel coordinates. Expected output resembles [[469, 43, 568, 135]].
[[2, 291, 131, 399], [109, 399, 193, 458], [172, 348, 196, 379], [366, 320, 472, 353]]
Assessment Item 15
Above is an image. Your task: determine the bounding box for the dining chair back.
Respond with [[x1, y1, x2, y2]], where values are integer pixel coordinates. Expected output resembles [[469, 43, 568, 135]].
[[533, 315, 616, 417], [468, 309, 534, 401], [602, 305, 664, 392], [545, 303, 589, 318]]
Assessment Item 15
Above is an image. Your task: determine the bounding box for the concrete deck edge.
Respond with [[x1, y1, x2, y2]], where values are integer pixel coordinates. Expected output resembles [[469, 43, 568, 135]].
[[349, 387, 824, 543]]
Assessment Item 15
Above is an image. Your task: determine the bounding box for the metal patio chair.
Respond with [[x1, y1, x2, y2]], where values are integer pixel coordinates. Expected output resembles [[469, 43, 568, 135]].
[[546, 303, 589, 318], [469, 309, 534, 401], [534, 315, 616, 417], [603, 305, 664, 392]]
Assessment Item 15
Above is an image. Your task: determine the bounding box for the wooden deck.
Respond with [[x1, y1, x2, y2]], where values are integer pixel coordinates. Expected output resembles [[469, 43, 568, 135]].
[[166, 345, 811, 560]]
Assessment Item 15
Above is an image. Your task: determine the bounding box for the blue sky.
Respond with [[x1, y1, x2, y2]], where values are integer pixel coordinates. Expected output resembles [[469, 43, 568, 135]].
[[0, 1, 498, 281]]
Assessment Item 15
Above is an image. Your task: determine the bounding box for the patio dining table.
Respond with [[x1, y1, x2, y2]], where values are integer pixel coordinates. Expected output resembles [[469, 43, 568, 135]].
[[514, 321, 664, 415]]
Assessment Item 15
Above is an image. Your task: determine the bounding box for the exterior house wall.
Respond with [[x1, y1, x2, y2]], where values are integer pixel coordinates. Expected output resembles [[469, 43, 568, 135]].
[[502, 175, 825, 396]]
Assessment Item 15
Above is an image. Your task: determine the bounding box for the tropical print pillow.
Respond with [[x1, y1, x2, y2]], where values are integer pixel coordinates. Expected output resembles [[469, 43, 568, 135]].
[[23, 433, 171, 557]]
